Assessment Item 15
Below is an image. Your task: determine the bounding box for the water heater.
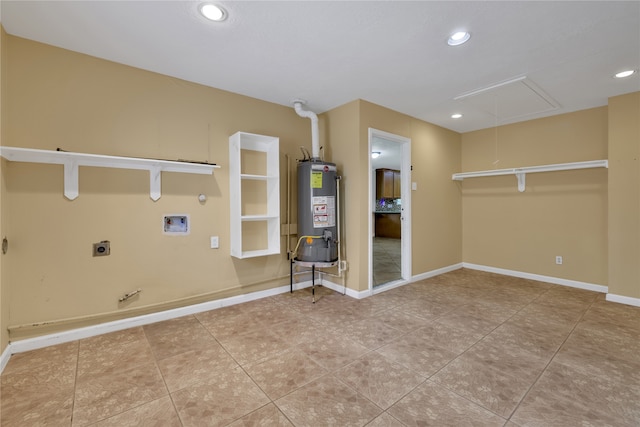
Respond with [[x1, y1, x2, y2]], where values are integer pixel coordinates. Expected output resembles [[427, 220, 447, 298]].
[[297, 160, 338, 262]]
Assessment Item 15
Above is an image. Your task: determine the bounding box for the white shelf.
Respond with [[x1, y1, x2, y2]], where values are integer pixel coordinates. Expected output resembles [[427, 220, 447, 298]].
[[238, 249, 279, 258], [0, 146, 219, 201], [229, 132, 280, 259], [241, 214, 279, 221], [241, 174, 269, 180], [452, 160, 608, 192], [240, 174, 279, 182]]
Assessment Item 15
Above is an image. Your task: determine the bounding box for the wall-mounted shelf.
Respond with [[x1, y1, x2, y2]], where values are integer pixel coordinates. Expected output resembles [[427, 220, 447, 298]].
[[229, 132, 280, 259], [0, 146, 219, 201], [452, 160, 608, 192]]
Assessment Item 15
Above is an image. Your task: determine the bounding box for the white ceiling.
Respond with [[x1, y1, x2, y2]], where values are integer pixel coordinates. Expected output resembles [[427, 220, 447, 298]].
[[1, 1, 639, 133]]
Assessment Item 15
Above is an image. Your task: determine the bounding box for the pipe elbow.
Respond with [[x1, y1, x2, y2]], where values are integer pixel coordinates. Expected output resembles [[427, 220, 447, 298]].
[[293, 100, 320, 159], [294, 102, 317, 121]]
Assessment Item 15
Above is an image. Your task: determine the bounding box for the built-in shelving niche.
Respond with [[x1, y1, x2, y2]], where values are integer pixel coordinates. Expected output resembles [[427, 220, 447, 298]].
[[228, 132, 280, 259]]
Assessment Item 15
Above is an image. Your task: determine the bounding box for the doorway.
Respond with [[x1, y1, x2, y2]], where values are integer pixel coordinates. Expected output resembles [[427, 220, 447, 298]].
[[368, 128, 411, 293]]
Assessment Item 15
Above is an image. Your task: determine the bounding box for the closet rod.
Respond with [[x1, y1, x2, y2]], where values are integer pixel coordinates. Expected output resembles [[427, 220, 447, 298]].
[[452, 160, 608, 192]]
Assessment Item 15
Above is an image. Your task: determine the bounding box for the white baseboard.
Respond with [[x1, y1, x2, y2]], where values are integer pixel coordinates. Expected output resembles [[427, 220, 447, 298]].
[[605, 293, 640, 307], [462, 263, 608, 293], [0, 345, 11, 373], [8, 281, 310, 357], [5, 273, 360, 364], [372, 278, 410, 295], [412, 263, 464, 282], [301, 276, 369, 299], [369, 263, 464, 296]]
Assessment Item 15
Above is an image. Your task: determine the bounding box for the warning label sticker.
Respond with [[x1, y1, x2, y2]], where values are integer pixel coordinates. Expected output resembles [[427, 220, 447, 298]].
[[312, 196, 335, 228]]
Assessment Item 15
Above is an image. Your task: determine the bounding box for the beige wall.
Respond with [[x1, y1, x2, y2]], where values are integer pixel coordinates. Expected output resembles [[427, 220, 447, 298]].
[[357, 101, 411, 291], [461, 108, 609, 285], [323, 100, 462, 292], [358, 101, 463, 277], [608, 92, 640, 299], [322, 100, 362, 287], [3, 35, 314, 339], [409, 118, 462, 273]]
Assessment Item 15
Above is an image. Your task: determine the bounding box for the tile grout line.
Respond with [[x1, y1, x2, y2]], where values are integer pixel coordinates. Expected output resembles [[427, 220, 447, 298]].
[[409, 282, 565, 422], [70, 340, 80, 427], [503, 290, 600, 422], [141, 326, 185, 427]]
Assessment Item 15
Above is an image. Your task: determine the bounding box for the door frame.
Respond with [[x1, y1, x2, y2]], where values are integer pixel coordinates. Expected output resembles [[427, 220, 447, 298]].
[[368, 128, 412, 294]]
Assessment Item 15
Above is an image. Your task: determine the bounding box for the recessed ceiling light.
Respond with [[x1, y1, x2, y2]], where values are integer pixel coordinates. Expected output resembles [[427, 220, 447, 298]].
[[371, 152, 381, 159], [200, 3, 227, 22], [451, 113, 463, 119], [615, 70, 636, 78], [448, 31, 470, 46]]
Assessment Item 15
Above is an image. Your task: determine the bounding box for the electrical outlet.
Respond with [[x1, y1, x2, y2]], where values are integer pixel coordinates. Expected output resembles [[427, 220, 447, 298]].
[[555, 256, 563, 265], [210, 236, 219, 249]]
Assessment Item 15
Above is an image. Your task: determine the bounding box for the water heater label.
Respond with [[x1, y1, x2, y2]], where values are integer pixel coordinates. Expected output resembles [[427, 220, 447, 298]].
[[312, 196, 335, 228], [311, 171, 323, 189]]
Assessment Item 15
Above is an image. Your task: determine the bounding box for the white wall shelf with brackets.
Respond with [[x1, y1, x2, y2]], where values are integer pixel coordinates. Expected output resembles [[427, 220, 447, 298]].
[[452, 160, 608, 192], [0, 146, 219, 201]]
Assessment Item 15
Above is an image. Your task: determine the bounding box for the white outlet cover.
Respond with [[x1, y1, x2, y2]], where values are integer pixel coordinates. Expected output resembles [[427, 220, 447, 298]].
[[210, 236, 219, 249]]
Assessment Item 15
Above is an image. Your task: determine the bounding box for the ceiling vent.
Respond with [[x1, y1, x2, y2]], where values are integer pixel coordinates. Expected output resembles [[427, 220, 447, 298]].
[[454, 76, 560, 122]]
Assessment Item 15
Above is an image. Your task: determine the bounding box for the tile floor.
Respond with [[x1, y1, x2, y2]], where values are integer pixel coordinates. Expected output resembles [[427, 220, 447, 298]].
[[2, 268, 640, 426], [373, 237, 402, 287]]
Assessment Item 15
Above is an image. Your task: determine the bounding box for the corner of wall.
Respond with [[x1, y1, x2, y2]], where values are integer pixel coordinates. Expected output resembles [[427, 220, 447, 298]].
[[0, 24, 10, 354], [607, 91, 640, 300]]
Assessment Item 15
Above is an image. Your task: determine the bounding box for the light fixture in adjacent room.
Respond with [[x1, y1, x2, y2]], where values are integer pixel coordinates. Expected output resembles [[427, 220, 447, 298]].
[[448, 31, 470, 46], [200, 3, 227, 21], [615, 69, 636, 78], [451, 113, 463, 119], [371, 151, 381, 159]]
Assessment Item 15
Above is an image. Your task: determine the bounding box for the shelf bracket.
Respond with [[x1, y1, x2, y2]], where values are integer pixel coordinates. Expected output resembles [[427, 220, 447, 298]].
[[516, 172, 526, 192], [149, 165, 162, 201], [63, 159, 79, 200]]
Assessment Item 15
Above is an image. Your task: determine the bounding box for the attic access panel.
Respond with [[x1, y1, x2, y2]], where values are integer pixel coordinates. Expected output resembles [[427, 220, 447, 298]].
[[455, 76, 560, 122]]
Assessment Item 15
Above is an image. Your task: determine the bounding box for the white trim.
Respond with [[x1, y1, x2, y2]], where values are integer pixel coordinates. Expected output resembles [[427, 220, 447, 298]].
[[5, 276, 363, 362], [412, 263, 464, 283], [9, 283, 302, 356], [367, 128, 412, 293], [319, 278, 367, 299], [0, 345, 11, 373], [606, 293, 640, 307], [370, 263, 464, 295], [400, 136, 412, 286], [463, 263, 608, 293], [367, 128, 375, 292], [372, 278, 409, 295]]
